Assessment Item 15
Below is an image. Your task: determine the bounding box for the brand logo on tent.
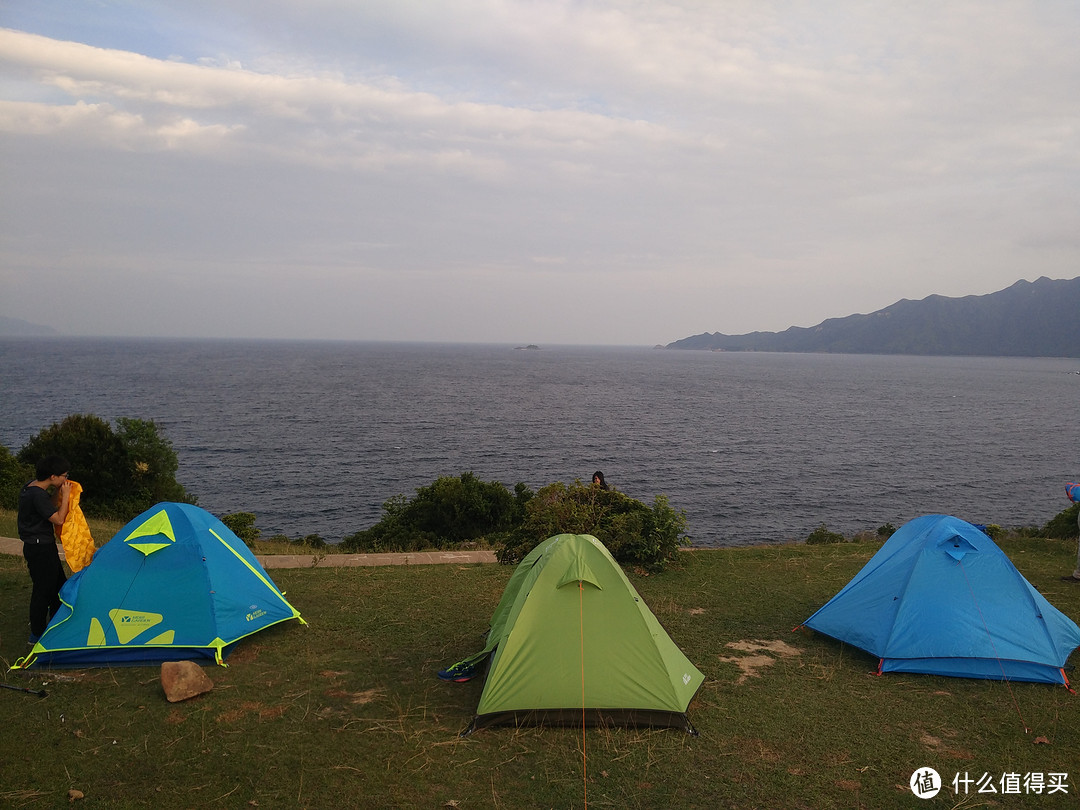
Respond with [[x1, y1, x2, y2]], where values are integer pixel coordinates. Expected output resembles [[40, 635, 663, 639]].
[[246, 608, 267, 621], [108, 609, 166, 644]]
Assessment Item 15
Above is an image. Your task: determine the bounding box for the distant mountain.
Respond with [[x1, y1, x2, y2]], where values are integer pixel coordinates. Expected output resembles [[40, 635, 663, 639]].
[[0, 316, 59, 337], [666, 276, 1080, 358]]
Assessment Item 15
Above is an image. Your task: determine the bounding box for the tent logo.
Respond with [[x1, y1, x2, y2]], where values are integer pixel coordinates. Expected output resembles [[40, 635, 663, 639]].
[[910, 767, 941, 799], [246, 609, 267, 621], [108, 609, 164, 644]]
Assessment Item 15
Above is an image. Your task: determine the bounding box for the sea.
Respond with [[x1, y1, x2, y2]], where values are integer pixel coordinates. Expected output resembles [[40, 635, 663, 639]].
[[2, 338, 1078, 548]]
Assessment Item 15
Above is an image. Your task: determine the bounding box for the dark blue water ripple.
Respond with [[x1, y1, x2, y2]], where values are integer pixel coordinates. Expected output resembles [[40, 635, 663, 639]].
[[1, 338, 1077, 547]]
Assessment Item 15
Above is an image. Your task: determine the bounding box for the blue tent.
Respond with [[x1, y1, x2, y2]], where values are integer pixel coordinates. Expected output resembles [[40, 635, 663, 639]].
[[13, 503, 304, 669], [802, 515, 1080, 685]]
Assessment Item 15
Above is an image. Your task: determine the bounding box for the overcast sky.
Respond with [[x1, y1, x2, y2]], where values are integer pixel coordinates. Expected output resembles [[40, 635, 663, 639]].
[[1, 1, 1077, 345]]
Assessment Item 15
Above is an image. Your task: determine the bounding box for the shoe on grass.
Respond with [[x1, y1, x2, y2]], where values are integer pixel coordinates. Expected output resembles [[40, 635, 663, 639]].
[[437, 662, 476, 682]]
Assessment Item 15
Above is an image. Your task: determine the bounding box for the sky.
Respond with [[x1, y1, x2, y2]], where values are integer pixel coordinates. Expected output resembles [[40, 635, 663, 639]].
[[1, 1, 1078, 345]]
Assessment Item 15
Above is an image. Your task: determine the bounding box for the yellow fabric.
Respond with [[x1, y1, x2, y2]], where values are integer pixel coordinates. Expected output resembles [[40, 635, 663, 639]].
[[123, 508, 176, 555], [55, 480, 95, 572]]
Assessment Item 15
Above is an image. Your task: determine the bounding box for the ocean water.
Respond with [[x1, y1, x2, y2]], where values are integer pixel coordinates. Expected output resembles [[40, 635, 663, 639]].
[[2, 338, 1077, 547]]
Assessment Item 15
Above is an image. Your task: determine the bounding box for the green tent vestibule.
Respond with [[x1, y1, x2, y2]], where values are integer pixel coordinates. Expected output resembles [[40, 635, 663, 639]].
[[446, 534, 704, 735]]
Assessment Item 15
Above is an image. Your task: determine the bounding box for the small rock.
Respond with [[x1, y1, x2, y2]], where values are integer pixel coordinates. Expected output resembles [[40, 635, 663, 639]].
[[161, 661, 214, 702], [67, 789, 84, 802]]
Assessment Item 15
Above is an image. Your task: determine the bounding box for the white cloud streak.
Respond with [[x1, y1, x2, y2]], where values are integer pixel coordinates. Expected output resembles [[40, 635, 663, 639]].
[[0, 1, 1078, 343]]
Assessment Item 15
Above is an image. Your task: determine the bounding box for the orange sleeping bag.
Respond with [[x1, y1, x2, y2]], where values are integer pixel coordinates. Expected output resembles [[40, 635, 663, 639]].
[[55, 480, 96, 572]]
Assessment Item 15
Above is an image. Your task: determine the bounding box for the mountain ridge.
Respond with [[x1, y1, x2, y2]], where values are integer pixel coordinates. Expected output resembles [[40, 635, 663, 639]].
[[0, 316, 59, 337], [666, 276, 1080, 358]]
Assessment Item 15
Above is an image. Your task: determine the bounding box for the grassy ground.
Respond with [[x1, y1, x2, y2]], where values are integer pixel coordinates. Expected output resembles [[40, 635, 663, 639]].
[[2, 537, 1079, 808]]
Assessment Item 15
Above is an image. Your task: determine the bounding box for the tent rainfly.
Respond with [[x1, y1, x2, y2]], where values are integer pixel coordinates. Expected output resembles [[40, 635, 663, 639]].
[[441, 533, 704, 734], [13, 502, 305, 669], [801, 514, 1080, 686]]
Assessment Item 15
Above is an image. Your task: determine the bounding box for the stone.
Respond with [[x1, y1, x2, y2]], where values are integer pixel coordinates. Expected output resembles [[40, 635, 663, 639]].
[[161, 660, 214, 702]]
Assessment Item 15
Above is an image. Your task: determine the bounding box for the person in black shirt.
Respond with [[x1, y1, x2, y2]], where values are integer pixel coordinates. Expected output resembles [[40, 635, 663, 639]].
[[17, 455, 71, 641]]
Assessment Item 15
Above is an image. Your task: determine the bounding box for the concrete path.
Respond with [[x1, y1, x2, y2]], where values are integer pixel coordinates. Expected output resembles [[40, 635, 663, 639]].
[[0, 536, 496, 567]]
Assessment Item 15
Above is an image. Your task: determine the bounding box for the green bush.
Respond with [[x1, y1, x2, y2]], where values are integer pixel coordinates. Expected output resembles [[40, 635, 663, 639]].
[[876, 523, 896, 538], [299, 534, 327, 549], [0, 445, 32, 510], [1043, 502, 1080, 540], [16, 414, 195, 520], [222, 512, 261, 544], [341, 472, 531, 553], [497, 481, 687, 570], [114, 417, 192, 508], [805, 523, 846, 545]]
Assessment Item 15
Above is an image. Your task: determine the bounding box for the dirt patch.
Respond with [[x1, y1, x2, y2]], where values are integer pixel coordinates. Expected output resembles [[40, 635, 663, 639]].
[[725, 639, 801, 658], [226, 644, 261, 664], [717, 654, 778, 684], [325, 687, 384, 705], [214, 701, 290, 723], [917, 730, 973, 760], [731, 737, 783, 764], [165, 709, 187, 725], [718, 639, 802, 684]]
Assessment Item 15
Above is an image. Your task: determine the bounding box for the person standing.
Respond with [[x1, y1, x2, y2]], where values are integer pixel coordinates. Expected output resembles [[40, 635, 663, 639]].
[[17, 455, 72, 641], [592, 471, 609, 490]]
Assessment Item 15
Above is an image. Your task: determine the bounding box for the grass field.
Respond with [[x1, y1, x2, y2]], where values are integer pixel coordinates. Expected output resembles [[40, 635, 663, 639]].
[[2, 535, 1079, 808]]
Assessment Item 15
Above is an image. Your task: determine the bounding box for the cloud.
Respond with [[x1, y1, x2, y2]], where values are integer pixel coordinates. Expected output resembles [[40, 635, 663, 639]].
[[0, 1, 1078, 343]]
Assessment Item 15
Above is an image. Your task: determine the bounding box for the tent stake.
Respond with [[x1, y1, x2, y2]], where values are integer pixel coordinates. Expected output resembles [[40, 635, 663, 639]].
[[0, 682, 47, 698]]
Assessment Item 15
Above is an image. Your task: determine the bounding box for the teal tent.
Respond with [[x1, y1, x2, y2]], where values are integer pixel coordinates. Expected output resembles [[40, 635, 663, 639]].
[[802, 515, 1080, 685], [13, 503, 304, 669], [443, 534, 704, 734]]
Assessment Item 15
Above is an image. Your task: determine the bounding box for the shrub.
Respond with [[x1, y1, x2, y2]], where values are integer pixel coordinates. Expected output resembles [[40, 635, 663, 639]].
[[0, 445, 32, 510], [115, 417, 192, 508], [876, 523, 896, 538], [298, 534, 326, 549], [16, 414, 195, 520], [805, 524, 846, 545], [341, 472, 531, 553], [497, 481, 687, 570], [1043, 503, 1080, 540], [222, 512, 261, 544]]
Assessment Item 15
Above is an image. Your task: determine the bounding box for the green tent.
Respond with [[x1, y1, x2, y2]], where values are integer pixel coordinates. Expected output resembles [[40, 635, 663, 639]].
[[446, 534, 703, 734]]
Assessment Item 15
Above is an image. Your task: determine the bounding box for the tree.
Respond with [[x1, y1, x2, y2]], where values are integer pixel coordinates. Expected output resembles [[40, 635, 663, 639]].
[[115, 417, 191, 507], [17, 414, 194, 519]]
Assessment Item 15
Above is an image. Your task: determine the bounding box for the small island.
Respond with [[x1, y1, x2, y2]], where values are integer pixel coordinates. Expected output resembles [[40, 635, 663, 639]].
[[513, 344, 540, 350]]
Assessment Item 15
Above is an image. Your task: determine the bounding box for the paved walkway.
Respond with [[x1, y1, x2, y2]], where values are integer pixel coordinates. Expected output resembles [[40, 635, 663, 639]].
[[0, 536, 496, 567]]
